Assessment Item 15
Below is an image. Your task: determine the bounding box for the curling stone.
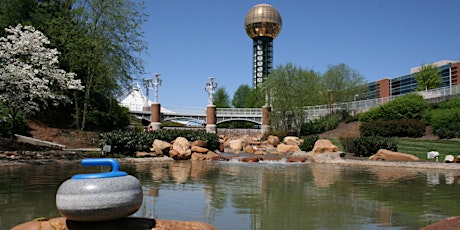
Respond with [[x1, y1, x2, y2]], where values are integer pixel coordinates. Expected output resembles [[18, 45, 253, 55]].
[[56, 158, 143, 222]]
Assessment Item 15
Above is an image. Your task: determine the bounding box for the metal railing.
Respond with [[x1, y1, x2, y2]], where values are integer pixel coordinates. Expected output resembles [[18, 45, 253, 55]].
[[216, 108, 262, 116], [126, 84, 460, 120]]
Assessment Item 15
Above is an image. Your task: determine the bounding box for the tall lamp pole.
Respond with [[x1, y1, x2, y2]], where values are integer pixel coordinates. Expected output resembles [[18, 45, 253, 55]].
[[204, 77, 218, 133], [205, 77, 218, 105], [144, 73, 162, 131], [153, 73, 162, 103]]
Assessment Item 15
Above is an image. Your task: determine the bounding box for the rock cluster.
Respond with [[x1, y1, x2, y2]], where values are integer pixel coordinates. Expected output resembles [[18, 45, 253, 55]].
[[0, 150, 86, 162]]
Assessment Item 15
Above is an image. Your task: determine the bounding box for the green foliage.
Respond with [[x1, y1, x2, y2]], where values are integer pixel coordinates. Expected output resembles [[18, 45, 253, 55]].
[[162, 121, 184, 127], [213, 87, 231, 108], [413, 64, 442, 91], [428, 108, 460, 139], [338, 131, 360, 154], [360, 119, 425, 138], [232, 84, 252, 108], [217, 121, 255, 128], [0, 103, 28, 136], [265, 63, 323, 134], [352, 136, 398, 157], [86, 105, 131, 131], [321, 63, 368, 104], [263, 129, 288, 141], [300, 114, 340, 136], [300, 135, 319, 151], [436, 98, 460, 109], [359, 94, 429, 122], [99, 129, 220, 155]]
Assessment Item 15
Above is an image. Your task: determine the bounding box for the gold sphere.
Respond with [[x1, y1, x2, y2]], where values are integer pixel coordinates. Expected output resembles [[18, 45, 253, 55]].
[[244, 4, 282, 39]]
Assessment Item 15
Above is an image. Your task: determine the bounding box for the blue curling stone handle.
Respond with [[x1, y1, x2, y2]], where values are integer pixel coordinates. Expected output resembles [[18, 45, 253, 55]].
[[71, 158, 128, 179]]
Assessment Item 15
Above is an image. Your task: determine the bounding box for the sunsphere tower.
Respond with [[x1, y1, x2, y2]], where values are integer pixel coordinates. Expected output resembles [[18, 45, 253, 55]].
[[244, 4, 282, 88]]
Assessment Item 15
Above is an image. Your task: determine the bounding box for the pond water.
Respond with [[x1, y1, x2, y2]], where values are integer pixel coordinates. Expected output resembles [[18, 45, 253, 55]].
[[2, 160, 460, 230]]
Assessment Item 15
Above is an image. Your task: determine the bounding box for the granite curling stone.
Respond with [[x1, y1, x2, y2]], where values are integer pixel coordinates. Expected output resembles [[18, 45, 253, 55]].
[[56, 158, 143, 222]]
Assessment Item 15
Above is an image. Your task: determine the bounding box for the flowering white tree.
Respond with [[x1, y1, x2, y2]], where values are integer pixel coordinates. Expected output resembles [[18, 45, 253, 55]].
[[0, 24, 83, 133]]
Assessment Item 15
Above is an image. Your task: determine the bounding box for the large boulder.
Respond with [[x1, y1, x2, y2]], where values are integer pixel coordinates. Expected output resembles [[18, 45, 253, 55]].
[[312, 139, 338, 156], [191, 145, 208, 153], [369, 149, 419, 161], [151, 139, 171, 155], [267, 135, 280, 146], [276, 143, 300, 153], [229, 139, 243, 153], [311, 152, 345, 163], [191, 140, 207, 148], [169, 137, 191, 160], [191, 152, 206, 161], [283, 136, 300, 145]]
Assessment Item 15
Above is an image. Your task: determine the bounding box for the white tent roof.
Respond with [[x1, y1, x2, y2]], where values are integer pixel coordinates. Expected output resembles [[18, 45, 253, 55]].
[[119, 83, 174, 113]]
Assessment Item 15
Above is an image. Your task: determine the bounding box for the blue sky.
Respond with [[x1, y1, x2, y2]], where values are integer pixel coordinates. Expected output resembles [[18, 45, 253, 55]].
[[137, 0, 460, 108]]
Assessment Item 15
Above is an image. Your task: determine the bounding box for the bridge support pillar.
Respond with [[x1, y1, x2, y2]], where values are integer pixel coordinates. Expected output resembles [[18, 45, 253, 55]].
[[150, 102, 162, 131], [261, 105, 271, 136], [206, 105, 217, 133]]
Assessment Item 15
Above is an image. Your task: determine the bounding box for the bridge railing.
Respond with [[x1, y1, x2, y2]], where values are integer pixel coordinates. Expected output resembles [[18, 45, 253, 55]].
[[162, 107, 206, 116], [216, 108, 262, 116], [128, 85, 460, 120]]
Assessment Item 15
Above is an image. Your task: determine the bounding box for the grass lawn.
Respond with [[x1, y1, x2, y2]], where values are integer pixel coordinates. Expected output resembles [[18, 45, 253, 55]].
[[396, 138, 460, 161], [329, 138, 460, 162]]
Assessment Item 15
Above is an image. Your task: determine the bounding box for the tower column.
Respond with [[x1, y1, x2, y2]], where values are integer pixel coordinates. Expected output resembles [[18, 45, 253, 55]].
[[150, 102, 161, 131], [261, 105, 271, 136], [206, 105, 217, 133]]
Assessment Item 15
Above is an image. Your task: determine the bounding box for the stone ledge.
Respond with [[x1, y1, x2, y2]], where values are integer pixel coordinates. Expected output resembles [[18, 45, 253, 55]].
[[14, 134, 67, 150]]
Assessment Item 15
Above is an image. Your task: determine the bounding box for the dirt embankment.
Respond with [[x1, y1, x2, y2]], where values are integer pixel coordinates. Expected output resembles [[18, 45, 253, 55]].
[[5, 122, 100, 150], [0, 120, 444, 151]]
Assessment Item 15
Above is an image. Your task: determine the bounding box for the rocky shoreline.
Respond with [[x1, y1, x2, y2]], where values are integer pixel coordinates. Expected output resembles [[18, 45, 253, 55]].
[[2, 148, 460, 171]]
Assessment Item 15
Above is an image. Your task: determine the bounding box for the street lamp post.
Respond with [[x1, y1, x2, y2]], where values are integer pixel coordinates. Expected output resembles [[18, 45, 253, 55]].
[[204, 77, 218, 133], [145, 73, 162, 131], [153, 73, 162, 103], [204, 77, 218, 105]]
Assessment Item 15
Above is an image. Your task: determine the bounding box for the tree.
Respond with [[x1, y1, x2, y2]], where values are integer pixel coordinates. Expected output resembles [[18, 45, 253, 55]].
[[70, 0, 147, 130], [414, 64, 442, 91], [321, 63, 368, 104], [232, 84, 251, 108], [232, 84, 266, 108], [0, 24, 83, 133], [213, 87, 231, 108], [0, 0, 36, 37], [265, 63, 323, 134]]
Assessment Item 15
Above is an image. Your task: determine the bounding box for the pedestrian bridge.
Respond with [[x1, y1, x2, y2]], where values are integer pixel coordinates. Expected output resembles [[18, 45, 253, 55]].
[[131, 107, 264, 126], [127, 85, 460, 126]]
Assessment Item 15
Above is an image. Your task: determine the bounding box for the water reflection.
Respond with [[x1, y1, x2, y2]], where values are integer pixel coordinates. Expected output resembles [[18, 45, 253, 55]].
[[2, 161, 460, 229]]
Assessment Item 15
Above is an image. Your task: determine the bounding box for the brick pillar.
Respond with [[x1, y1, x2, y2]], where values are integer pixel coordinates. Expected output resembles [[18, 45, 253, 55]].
[[206, 105, 216, 133], [150, 102, 162, 131], [261, 105, 271, 136]]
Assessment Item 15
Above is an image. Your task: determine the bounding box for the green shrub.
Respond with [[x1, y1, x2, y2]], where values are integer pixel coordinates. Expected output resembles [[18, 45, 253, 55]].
[[360, 119, 425, 137], [359, 94, 429, 122], [352, 136, 398, 157], [0, 103, 28, 136], [99, 129, 220, 155], [338, 131, 360, 153], [429, 108, 460, 139], [437, 98, 460, 109], [300, 135, 319, 151], [300, 114, 340, 136]]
